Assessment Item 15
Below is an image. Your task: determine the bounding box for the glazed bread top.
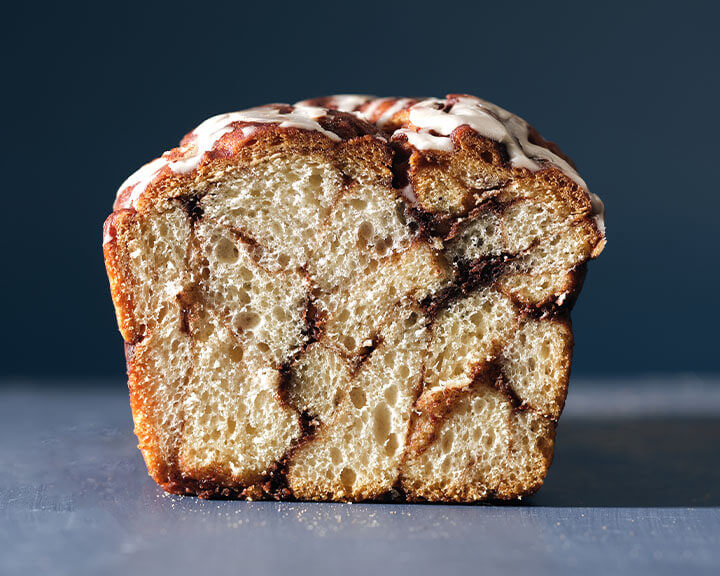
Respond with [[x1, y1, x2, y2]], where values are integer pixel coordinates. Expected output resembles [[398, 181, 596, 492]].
[[111, 94, 605, 245]]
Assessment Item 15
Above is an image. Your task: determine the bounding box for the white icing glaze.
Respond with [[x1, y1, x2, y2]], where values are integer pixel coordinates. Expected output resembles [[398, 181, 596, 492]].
[[393, 128, 454, 152], [399, 183, 418, 204], [175, 105, 341, 175], [120, 157, 169, 208], [102, 224, 114, 246], [322, 94, 374, 112], [588, 192, 605, 235], [393, 96, 585, 184], [117, 105, 342, 208], [376, 98, 413, 128], [357, 97, 388, 120], [359, 97, 412, 128]]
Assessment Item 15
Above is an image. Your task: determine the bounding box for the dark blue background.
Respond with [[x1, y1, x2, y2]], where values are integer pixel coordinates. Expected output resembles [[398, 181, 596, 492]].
[[3, 0, 718, 380]]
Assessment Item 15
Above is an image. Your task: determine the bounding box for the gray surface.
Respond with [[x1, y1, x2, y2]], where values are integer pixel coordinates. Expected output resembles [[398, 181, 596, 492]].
[[1, 378, 719, 575]]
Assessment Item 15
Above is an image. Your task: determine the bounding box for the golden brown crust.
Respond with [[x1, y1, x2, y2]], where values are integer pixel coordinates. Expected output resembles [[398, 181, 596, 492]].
[[103, 210, 143, 342], [126, 339, 180, 486], [103, 94, 604, 502]]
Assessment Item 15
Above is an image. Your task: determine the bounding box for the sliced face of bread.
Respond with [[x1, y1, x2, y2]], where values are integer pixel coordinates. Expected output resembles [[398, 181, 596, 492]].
[[103, 95, 604, 501]]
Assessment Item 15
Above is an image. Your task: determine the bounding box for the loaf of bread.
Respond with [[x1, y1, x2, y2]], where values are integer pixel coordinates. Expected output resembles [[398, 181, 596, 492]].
[[104, 94, 605, 501]]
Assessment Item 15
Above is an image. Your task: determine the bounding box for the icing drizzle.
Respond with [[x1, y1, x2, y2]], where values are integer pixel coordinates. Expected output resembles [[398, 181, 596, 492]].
[[359, 97, 413, 128], [300, 94, 374, 112], [393, 96, 584, 183]]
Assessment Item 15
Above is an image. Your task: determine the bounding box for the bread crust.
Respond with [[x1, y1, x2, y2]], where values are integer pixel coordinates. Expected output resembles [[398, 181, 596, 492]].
[[104, 95, 604, 502]]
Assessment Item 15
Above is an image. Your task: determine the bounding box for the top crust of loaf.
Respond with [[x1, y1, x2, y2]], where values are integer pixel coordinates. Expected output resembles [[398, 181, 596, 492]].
[[114, 119, 391, 214], [111, 95, 605, 259]]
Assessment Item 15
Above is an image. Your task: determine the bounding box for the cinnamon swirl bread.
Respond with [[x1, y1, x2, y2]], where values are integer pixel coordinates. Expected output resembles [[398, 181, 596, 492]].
[[103, 94, 605, 501]]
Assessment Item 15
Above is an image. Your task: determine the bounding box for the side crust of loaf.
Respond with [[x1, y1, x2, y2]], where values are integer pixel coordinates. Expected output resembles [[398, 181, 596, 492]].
[[104, 95, 605, 502]]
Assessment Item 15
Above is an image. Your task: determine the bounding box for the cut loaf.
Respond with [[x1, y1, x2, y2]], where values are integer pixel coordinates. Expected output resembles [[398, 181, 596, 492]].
[[103, 94, 605, 501]]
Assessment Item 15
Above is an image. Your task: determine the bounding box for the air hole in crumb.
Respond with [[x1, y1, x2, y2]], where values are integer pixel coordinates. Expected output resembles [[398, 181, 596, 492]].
[[277, 253, 291, 268], [480, 150, 494, 163], [372, 403, 391, 444], [215, 237, 239, 263], [237, 311, 261, 330], [340, 467, 356, 488], [385, 433, 399, 456], [441, 430, 454, 454], [237, 289, 251, 306], [376, 237, 393, 256], [330, 447, 342, 465], [238, 266, 253, 281], [384, 385, 398, 405], [272, 306, 288, 322], [309, 173, 323, 188], [351, 198, 368, 211], [349, 387, 366, 409], [227, 345, 244, 363], [358, 221, 374, 242]]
